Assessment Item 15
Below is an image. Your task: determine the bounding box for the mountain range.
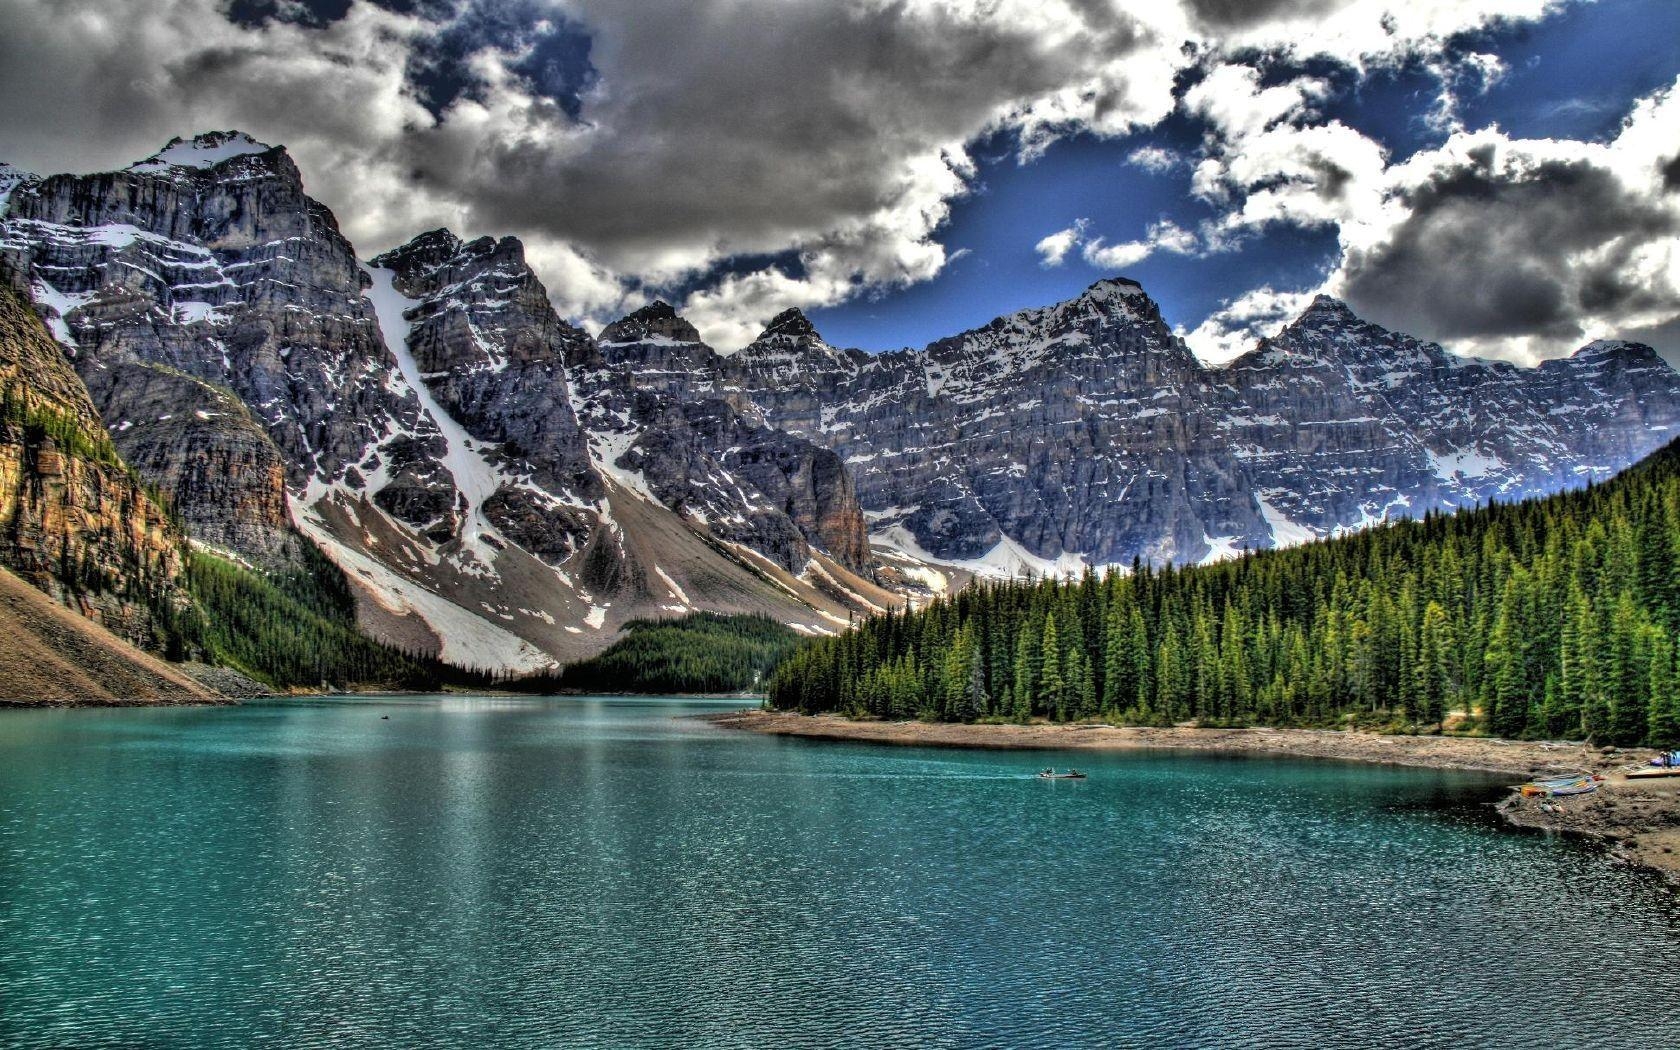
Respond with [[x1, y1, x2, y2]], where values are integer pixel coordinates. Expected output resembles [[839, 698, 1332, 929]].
[[3, 131, 1677, 673]]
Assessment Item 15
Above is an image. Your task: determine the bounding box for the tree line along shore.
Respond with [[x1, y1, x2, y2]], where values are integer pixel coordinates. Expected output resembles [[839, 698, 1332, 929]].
[[769, 438, 1680, 752]]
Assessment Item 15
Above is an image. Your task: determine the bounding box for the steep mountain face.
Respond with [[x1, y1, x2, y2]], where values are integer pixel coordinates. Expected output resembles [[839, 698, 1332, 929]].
[[0, 284, 187, 648], [728, 283, 1680, 569], [1220, 297, 1680, 542], [88, 362, 298, 567], [731, 280, 1267, 568], [0, 135, 895, 670], [574, 299, 870, 573], [0, 133, 439, 508], [6, 129, 1677, 669]]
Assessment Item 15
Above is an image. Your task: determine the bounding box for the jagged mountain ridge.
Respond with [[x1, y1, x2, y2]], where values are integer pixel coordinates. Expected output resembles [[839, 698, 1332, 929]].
[[724, 285, 1680, 569], [0, 134, 896, 671], [4, 130, 1678, 670]]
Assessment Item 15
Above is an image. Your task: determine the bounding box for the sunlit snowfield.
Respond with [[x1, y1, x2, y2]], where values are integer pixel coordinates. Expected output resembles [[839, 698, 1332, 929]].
[[2, 696, 1676, 1047]]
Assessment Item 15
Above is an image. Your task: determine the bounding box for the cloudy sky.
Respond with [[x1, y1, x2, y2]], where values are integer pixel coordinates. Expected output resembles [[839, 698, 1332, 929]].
[[1, 0, 1677, 362]]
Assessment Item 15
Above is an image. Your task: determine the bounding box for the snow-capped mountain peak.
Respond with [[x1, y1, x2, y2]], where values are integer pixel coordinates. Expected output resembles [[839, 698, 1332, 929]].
[[598, 300, 703, 345], [129, 131, 274, 172], [1081, 275, 1147, 302], [0, 163, 37, 212], [1566, 339, 1665, 368], [760, 307, 819, 340]]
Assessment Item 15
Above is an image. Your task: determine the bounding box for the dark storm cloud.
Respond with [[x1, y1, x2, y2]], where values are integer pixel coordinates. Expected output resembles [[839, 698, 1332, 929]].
[[1623, 315, 1680, 363], [0, 0, 1623, 348], [1183, 0, 1340, 31], [404, 0, 1158, 268], [1342, 154, 1677, 343], [1663, 151, 1680, 191]]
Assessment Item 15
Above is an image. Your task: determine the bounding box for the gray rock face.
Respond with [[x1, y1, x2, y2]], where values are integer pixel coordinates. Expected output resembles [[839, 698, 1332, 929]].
[[571, 301, 870, 573], [370, 230, 601, 560], [87, 362, 299, 567], [599, 300, 704, 346], [729, 281, 1266, 565], [0, 136, 892, 670], [726, 282, 1680, 567], [1219, 296, 1680, 541], [0, 131, 453, 548]]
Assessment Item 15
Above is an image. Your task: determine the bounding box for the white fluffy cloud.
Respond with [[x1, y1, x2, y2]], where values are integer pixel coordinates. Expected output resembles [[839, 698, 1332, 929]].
[[1180, 286, 1319, 364], [1185, 66, 1680, 363], [0, 0, 1609, 348], [1036, 217, 1200, 271], [1332, 78, 1680, 362]]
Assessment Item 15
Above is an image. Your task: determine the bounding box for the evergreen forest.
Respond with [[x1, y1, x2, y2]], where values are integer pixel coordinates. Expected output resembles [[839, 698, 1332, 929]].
[[532, 613, 800, 694], [768, 439, 1680, 747]]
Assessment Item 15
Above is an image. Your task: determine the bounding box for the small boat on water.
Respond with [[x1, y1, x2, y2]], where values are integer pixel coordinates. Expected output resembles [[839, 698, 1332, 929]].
[[1037, 768, 1087, 780]]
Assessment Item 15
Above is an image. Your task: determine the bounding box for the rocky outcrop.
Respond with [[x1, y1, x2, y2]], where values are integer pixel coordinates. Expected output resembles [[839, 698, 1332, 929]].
[[729, 282, 1680, 568], [0, 286, 186, 649], [599, 300, 704, 346], [731, 280, 1265, 566], [85, 362, 298, 566], [0, 131, 452, 514], [371, 230, 600, 505], [573, 297, 871, 573]]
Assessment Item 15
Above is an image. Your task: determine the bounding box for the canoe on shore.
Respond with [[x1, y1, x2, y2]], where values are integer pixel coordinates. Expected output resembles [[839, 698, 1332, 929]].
[[1626, 766, 1680, 780]]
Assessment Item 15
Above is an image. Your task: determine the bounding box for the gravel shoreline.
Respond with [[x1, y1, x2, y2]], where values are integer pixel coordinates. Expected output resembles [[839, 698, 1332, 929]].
[[707, 710, 1680, 885]]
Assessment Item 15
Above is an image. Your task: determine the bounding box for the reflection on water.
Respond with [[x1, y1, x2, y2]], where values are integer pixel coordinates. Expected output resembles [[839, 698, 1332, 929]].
[[1, 696, 1676, 1048]]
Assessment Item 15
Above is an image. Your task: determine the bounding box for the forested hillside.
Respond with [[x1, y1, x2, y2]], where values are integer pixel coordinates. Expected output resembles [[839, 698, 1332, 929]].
[[538, 613, 799, 694], [167, 548, 452, 691], [769, 439, 1680, 747]]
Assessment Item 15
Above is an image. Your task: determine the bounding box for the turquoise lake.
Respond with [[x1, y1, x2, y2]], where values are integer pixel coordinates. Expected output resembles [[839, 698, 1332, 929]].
[[1, 696, 1677, 1047]]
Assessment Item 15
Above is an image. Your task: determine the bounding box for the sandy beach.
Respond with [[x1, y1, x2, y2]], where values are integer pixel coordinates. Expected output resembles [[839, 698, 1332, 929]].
[[709, 710, 1680, 885]]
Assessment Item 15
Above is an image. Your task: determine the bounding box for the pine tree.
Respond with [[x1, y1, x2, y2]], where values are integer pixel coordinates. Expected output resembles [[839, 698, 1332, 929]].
[[1040, 612, 1065, 719], [1646, 632, 1680, 747]]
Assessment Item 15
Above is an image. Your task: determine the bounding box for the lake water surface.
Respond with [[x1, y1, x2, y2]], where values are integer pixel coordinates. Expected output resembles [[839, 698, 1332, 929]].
[[1, 696, 1677, 1047]]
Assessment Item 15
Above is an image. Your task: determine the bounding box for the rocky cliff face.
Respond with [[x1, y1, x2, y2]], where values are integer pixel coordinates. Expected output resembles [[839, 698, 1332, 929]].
[[572, 299, 870, 573], [0, 134, 894, 670], [0, 285, 186, 649], [727, 282, 1680, 569], [1218, 296, 1680, 543], [729, 280, 1266, 567], [86, 362, 297, 567], [0, 133, 438, 503]]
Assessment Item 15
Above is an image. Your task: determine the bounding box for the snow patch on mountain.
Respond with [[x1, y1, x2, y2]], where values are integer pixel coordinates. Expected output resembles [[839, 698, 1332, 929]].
[[1199, 534, 1244, 565], [28, 280, 95, 347], [131, 132, 271, 172], [290, 494, 554, 673], [654, 565, 691, 607], [1428, 447, 1505, 481], [872, 524, 1094, 581], [364, 265, 507, 572], [1257, 495, 1316, 548]]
